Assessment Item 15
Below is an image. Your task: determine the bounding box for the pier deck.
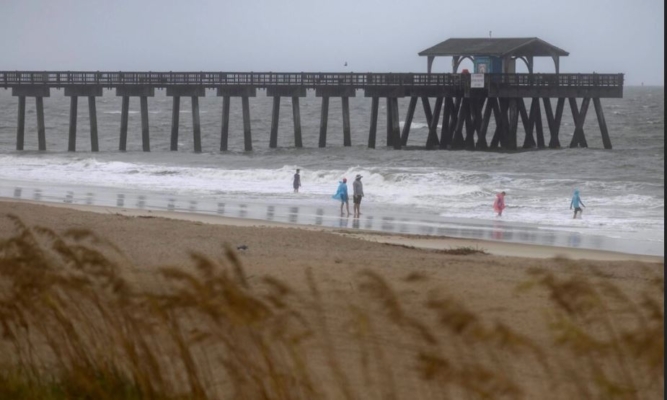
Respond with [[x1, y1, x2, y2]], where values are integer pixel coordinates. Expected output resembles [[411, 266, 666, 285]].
[[1, 71, 623, 152]]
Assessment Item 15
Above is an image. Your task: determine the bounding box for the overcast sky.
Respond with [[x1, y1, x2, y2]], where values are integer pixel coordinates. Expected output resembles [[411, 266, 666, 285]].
[[0, 0, 663, 85]]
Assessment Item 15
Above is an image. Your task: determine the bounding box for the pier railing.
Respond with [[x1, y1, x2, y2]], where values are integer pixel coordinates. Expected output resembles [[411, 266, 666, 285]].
[[1, 71, 623, 90]]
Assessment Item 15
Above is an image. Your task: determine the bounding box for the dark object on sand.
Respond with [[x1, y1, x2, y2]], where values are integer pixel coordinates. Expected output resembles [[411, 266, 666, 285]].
[[236, 245, 248, 251]]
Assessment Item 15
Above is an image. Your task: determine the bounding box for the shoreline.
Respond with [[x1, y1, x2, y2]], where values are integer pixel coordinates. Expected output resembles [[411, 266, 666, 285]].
[[1, 197, 661, 263]]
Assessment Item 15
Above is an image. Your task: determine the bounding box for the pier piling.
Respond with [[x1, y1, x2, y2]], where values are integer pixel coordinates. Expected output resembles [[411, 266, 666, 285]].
[[220, 96, 230, 151], [88, 96, 99, 152], [368, 97, 379, 149], [242, 96, 252, 151], [170, 96, 180, 151], [36, 97, 46, 151], [342, 96, 351, 147], [319, 97, 329, 148], [292, 97, 303, 148], [593, 98, 612, 149], [140, 96, 150, 152], [68, 96, 78, 152], [270, 96, 280, 148], [16, 96, 25, 151], [119, 96, 129, 151], [401, 96, 418, 146]]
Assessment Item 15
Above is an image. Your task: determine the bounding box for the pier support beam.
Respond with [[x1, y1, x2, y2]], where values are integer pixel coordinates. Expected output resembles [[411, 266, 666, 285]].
[[543, 98, 564, 148], [140, 96, 150, 152], [508, 98, 519, 150], [217, 87, 256, 151], [368, 97, 379, 149], [270, 96, 280, 148], [68, 96, 78, 152], [386, 98, 392, 147], [439, 97, 454, 149], [88, 97, 99, 152], [569, 97, 590, 148], [242, 96, 252, 151], [426, 97, 443, 149], [64, 86, 102, 152], [342, 96, 351, 147], [192, 97, 201, 152], [119, 96, 129, 151], [533, 98, 545, 148], [451, 98, 468, 149], [12, 86, 50, 151], [171, 96, 180, 151], [166, 86, 205, 152], [16, 96, 25, 151], [390, 97, 401, 149], [593, 98, 612, 149], [477, 98, 493, 149], [116, 86, 154, 152], [319, 96, 329, 148], [518, 98, 535, 149], [36, 97, 46, 151], [292, 97, 303, 148], [220, 96, 230, 151], [400, 96, 418, 146]]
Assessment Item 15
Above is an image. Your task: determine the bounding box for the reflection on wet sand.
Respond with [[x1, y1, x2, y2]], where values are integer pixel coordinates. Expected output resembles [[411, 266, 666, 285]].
[[2, 185, 656, 256]]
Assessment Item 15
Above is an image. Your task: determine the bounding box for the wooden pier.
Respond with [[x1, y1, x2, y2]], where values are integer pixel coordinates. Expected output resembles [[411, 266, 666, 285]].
[[0, 38, 624, 152]]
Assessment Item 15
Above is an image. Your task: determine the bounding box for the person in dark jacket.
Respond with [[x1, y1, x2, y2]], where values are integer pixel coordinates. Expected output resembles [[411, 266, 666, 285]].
[[293, 169, 301, 193], [353, 174, 364, 218]]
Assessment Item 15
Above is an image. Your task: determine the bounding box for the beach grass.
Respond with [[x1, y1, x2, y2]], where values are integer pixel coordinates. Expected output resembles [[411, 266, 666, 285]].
[[0, 214, 663, 399]]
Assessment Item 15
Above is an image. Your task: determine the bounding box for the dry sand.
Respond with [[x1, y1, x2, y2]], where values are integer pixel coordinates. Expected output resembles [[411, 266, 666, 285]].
[[0, 199, 663, 397]]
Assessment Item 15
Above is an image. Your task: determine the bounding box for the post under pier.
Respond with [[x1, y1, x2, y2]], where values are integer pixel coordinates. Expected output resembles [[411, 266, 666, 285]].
[[217, 87, 256, 151], [166, 86, 206, 152], [368, 97, 379, 149], [64, 86, 103, 152], [266, 87, 307, 148], [315, 87, 355, 148], [12, 86, 50, 151], [116, 86, 154, 152]]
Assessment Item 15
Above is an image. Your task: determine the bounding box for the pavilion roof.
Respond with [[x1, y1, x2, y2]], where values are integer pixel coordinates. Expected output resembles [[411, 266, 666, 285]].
[[418, 38, 569, 57]]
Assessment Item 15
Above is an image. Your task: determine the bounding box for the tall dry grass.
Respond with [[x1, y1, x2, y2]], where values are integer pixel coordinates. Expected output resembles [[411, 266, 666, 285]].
[[0, 215, 663, 399]]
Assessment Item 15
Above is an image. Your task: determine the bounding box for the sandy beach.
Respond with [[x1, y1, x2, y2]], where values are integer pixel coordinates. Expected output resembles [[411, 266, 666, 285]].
[[0, 199, 663, 398]]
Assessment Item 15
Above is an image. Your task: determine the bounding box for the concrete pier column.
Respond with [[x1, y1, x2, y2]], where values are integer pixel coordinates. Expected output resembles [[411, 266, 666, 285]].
[[400, 96, 418, 146], [88, 97, 99, 152], [16, 96, 25, 151], [220, 96, 230, 151], [192, 96, 201, 153], [64, 86, 102, 152], [140, 96, 150, 152], [242, 96, 252, 151], [119, 96, 129, 151], [270, 96, 280, 148], [368, 97, 379, 149], [390, 98, 401, 150], [508, 98, 519, 150], [292, 97, 302, 148], [68, 96, 78, 152], [35, 97, 46, 151], [426, 97, 443, 149], [319, 97, 329, 148], [593, 98, 612, 149], [170, 96, 180, 151], [386, 97, 392, 146], [342, 97, 351, 146]]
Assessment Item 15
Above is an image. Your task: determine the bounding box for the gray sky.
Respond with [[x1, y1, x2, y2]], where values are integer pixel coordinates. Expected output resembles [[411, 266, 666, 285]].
[[0, 0, 663, 85]]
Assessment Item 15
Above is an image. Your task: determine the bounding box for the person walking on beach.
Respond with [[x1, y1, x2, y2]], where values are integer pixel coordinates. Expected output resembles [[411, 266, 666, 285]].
[[353, 174, 364, 218], [332, 178, 350, 216], [293, 169, 301, 193], [493, 191, 506, 217], [570, 188, 586, 219]]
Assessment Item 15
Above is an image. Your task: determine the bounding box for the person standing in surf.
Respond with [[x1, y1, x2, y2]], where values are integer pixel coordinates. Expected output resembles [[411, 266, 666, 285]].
[[293, 169, 301, 193], [352, 174, 364, 218], [332, 178, 350, 216], [570, 188, 586, 219], [493, 191, 506, 217]]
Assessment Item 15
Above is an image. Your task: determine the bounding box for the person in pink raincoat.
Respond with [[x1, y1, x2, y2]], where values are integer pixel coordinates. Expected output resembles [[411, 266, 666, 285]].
[[493, 191, 506, 217]]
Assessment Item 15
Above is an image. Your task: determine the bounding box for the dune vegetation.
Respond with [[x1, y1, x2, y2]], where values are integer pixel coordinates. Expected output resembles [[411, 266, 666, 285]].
[[0, 214, 663, 399]]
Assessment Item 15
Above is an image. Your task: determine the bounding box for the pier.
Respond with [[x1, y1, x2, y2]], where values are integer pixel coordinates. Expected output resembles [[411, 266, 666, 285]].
[[0, 38, 623, 152]]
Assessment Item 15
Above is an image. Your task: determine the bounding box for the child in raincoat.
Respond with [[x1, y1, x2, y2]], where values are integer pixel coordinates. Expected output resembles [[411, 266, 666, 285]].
[[493, 191, 506, 217], [332, 178, 350, 216], [570, 189, 586, 219]]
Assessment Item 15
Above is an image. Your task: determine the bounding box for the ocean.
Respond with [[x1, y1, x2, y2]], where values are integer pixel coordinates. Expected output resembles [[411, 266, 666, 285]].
[[0, 86, 663, 256]]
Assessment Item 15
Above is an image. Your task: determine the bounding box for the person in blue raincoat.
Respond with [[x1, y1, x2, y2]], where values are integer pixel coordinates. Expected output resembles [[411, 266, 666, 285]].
[[570, 189, 586, 219], [332, 178, 350, 216]]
